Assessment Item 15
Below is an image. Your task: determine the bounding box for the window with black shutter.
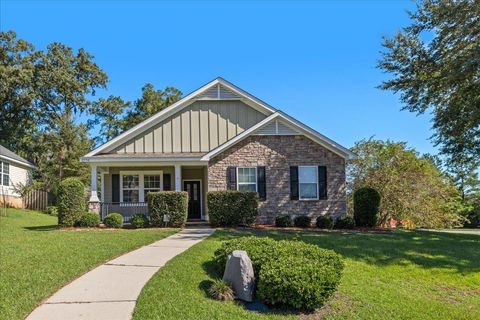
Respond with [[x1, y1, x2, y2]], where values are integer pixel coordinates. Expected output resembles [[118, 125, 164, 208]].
[[290, 166, 299, 200], [257, 166, 266, 201], [227, 167, 237, 190]]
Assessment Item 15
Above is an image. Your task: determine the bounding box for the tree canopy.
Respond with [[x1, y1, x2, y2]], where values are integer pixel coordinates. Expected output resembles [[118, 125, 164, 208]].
[[377, 0, 480, 165]]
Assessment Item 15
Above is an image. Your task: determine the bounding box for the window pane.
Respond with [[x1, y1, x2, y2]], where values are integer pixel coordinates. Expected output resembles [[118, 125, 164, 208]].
[[300, 183, 317, 199], [123, 190, 139, 202], [299, 166, 317, 183], [122, 175, 139, 188], [3, 174, 9, 186], [144, 175, 160, 189], [238, 168, 256, 183], [238, 184, 256, 192], [3, 162, 9, 174], [0, 161, 2, 174]]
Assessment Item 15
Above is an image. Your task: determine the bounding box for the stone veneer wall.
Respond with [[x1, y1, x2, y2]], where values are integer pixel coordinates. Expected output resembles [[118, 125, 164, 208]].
[[208, 135, 347, 224]]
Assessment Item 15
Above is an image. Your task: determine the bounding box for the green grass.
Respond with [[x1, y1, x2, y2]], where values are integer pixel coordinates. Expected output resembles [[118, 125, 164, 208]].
[[133, 229, 480, 320], [0, 208, 177, 320]]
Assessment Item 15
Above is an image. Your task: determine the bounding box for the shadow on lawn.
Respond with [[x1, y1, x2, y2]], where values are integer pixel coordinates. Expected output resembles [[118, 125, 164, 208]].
[[209, 228, 480, 275], [23, 224, 58, 231]]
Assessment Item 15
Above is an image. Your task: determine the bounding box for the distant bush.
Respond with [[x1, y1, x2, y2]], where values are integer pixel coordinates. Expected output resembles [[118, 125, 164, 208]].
[[207, 191, 259, 227], [334, 216, 355, 229], [45, 206, 58, 216], [104, 212, 123, 228], [275, 214, 292, 227], [316, 216, 333, 229], [148, 191, 188, 227], [77, 212, 100, 227], [294, 215, 311, 228], [214, 237, 344, 310], [354, 187, 381, 227], [57, 177, 85, 227], [129, 214, 149, 228]]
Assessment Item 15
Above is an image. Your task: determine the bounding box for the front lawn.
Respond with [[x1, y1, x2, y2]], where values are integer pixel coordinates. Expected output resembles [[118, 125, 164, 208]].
[[0, 209, 177, 320], [133, 229, 480, 320]]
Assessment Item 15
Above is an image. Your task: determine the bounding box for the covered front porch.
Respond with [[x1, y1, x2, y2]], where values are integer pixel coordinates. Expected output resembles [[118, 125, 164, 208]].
[[88, 162, 208, 222]]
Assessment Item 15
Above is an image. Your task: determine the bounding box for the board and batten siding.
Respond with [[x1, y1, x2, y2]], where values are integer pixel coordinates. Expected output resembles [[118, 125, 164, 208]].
[[111, 101, 267, 154]]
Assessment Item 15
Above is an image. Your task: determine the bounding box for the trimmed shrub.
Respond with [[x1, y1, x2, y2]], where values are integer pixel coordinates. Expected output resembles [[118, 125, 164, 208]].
[[57, 177, 86, 227], [207, 191, 259, 227], [275, 214, 292, 227], [214, 237, 277, 275], [294, 215, 311, 228], [129, 214, 149, 228], [354, 187, 381, 227], [77, 212, 100, 227], [148, 191, 188, 227], [316, 216, 333, 229], [45, 206, 58, 216], [214, 237, 344, 310], [335, 216, 355, 229], [104, 212, 123, 228], [208, 279, 234, 301]]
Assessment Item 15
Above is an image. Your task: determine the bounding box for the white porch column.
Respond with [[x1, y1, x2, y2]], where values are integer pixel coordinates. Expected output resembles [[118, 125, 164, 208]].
[[88, 165, 100, 214], [175, 164, 182, 191]]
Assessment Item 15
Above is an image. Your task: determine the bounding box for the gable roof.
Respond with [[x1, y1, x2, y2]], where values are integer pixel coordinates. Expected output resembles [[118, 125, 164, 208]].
[[0, 145, 36, 169], [82, 77, 355, 161]]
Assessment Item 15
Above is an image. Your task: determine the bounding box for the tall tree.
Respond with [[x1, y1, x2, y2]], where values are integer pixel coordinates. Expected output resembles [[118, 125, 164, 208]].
[[377, 0, 480, 165], [348, 139, 464, 228]]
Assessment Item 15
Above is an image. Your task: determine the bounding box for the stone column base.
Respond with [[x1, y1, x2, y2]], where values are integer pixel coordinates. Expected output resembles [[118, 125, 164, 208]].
[[88, 201, 100, 215]]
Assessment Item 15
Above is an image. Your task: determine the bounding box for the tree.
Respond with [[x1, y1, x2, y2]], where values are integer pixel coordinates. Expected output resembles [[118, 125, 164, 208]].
[[348, 138, 464, 228], [377, 0, 480, 165]]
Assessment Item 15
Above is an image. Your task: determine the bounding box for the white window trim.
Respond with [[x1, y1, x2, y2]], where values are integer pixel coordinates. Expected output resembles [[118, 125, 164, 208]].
[[298, 165, 319, 201], [0, 161, 10, 187], [119, 171, 163, 203], [236, 167, 258, 192]]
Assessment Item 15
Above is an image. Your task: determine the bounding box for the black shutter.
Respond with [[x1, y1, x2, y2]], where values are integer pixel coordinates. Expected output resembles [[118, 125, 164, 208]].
[[227, 167, 237, 190], [290, 166, 299, 200], [318, 166, 327, 199], [257, 166, 266, 201], [112, 174, 120, 203], [163, 174, 171, 191]]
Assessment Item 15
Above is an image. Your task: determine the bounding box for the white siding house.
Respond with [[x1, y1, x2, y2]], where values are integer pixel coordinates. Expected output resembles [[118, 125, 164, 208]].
[[0, 145, 36, 208]]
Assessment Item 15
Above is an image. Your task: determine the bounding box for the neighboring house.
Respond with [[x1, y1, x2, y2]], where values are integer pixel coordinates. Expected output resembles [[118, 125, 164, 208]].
[[0, 145, 36, 208], [81, 78, 355, 223]]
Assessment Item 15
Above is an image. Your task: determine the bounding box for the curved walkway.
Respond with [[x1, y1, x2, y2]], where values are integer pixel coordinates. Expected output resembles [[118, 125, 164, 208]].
[[27, 227, 215, 320]]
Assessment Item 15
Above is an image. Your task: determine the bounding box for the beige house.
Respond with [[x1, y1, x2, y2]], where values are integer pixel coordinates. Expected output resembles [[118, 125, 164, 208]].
[[81, 78, 355, 224], [0, 145, 36, 208]]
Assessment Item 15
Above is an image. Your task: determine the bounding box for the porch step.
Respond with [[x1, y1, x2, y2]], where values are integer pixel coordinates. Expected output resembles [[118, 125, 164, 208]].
[[186, 220, 211, 228]]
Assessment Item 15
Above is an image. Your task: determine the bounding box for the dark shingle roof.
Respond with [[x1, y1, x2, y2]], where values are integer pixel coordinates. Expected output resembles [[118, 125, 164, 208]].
[[0, 145, 35, 167]]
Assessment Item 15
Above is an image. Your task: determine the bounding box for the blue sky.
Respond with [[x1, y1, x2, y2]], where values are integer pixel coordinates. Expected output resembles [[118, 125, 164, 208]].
[[1, 0, 436, 154]]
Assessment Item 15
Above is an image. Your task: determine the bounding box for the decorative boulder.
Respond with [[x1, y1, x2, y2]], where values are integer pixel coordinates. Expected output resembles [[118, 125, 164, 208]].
[[222, 250, 255, 302]]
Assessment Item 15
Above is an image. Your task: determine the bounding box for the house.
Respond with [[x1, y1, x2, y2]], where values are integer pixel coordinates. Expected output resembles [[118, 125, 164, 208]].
[[80, 78, 355, 224], [0, 145, 36, 208]]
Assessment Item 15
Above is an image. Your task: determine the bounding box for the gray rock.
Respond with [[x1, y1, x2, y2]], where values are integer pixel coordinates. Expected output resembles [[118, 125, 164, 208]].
[[222, 250, 255, 302]]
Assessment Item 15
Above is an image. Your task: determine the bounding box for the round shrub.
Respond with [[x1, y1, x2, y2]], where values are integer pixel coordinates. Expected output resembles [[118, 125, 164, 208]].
[[57, 177, 86, 227], [257, 255, 342, 310], [77, 212, 100, 227], [104, 212, 123, 228], [275, 214, 292, 227], [316, 216, 333, 229], [334, 216, 355, 229], [129, 214, 149, 228], [354, 187, 381, 227], [294, 215, 311, 228]]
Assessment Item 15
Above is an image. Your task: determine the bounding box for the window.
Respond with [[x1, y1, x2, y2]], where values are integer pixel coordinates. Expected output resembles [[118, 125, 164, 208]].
[[299, 166, 318, 200], [122, 174, 139, 202], [143, 174, 161, 200], [237, 167, 257, 192], [0, 161, 9, 186]]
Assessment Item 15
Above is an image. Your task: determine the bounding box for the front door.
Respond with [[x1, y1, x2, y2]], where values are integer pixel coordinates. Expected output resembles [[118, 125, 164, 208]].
[[184, 180, 201, 219]]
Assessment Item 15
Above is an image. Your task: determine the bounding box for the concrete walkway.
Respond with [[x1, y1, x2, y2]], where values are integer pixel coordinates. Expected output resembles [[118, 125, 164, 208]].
[[27, 227, 215, 320]]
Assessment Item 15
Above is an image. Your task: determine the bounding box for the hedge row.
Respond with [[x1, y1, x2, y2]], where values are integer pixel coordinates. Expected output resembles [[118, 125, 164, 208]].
[[274, 214, 355, 229], [207, 191, 258, 227], [214, 237, 344, 310], [148, 191, 188, 227]]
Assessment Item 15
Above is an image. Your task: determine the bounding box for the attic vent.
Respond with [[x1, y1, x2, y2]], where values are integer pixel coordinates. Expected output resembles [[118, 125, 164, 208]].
[[254, 120, 300, 135], [195, 84, 241, 100]]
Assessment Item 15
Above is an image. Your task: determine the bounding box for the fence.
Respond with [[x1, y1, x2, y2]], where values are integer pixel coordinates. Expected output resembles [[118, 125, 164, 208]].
[[100, 202, 148, 222], [23, 189, 51, 211]]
